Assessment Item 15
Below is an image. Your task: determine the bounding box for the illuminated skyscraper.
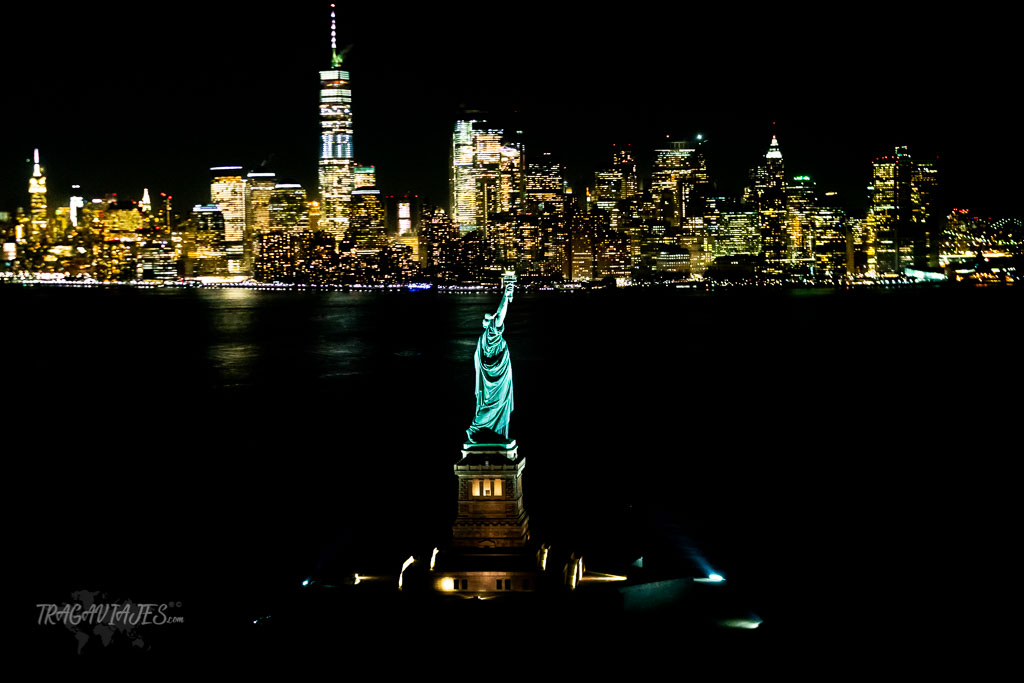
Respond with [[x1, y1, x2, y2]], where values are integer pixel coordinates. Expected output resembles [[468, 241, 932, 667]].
[[307, 200, 321, 232], [187, 204, 227, 276], [598, 145, 634, 220], [158, 193, 175, 231], [350, 187, 386, 253], [449, 119, 518, 235], [593, 169, 623, 213], [450, 119, 477, 231], [210, 166, 248, 274], [245, 171, 276, 266], [28, 148, 47, 242], [651, 141, 694, 226], [865, 146, 939, 274], [103, 199, 144, 240], [318, 6, 355, 241], [784, 176, 848, 277], [269, 184, 309, 231], [680, 139, 710, 220], [910, 158, 940, 268], [395, 197, 413, 236], [714, 209, 761, 257], [354, 166, 376, 189], [390, 196, 422, 265], [257, 183, 314, 283], [384, 195, 421, 238], [95, 200, 142, 280], [192, 205, 225, 236], [677, 138, 712, 275], [420, 207, 460, 279], [592, 145, 638, 222], [246, 172, 277, 236], [616, 146, 640, 200], [757, 135, 787, 273], [473, 126, 503, 234], [498, 143, 522, 216], [786, 175, 815, 259], [867, 150, 903, 275], [525, 153, 564, 214], [524, 152, 567, 275], [69, 186, 84, 230], [808, 204, 848, 279]]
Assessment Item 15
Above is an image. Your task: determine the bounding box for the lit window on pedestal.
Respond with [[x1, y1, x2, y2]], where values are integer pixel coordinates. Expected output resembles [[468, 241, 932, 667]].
[[471, 480, 480, 496], [493, 479, 502, 496], [483, 479, 492, 496]]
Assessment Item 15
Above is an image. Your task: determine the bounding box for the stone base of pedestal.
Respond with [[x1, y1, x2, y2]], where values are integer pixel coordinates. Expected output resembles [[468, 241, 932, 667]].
[[428, 546, 543, 595], [451, 444, 529, 548]]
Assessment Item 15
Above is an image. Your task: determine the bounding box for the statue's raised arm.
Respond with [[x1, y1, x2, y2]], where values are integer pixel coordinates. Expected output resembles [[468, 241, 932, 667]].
[[465, 275, 516, 448], [493, 280, 514, 326]]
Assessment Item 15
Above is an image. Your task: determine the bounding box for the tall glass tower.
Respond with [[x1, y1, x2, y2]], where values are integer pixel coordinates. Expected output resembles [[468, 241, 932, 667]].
[[865, 146, 938, 274], [449, 119, 515, 236], [450, 120, 478, 232], [318, 5, 354, 241], [758, 135, 787, 273]]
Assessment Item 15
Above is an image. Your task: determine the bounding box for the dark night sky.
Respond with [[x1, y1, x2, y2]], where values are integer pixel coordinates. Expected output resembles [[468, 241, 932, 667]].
[[1, 4, 1019, 218]]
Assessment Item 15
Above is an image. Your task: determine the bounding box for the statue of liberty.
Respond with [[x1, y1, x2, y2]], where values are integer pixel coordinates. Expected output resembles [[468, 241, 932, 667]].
[[466, 275, 516, 447]]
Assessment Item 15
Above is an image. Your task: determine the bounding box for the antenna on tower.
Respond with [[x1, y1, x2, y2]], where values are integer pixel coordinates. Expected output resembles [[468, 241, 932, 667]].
[[329, 4, 352, 68], [330, 5, 337, 59], [32, 148, 42, 177]]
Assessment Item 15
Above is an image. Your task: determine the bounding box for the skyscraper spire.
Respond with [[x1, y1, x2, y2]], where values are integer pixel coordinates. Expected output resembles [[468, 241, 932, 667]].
[[329, 4, 351, 68], [32, 148, 42, 177], [330, 4, 338, 65], [329, 5, 351, 68]]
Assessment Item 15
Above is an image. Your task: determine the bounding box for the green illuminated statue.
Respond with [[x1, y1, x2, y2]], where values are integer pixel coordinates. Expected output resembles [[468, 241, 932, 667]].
[[466, 275, 516, 447]]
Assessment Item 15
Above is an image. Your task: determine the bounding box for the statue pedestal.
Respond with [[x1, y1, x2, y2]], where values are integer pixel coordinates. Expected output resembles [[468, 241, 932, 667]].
[[422, 443, 541, 596], [451, 444, 529, 548]]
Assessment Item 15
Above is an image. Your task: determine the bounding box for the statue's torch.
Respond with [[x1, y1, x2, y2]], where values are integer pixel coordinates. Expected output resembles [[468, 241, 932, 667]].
[[503, 270, 517, 301]]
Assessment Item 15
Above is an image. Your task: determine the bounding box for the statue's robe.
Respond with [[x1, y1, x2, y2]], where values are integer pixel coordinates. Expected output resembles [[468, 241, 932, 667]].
[[466, 317, 514, 443]]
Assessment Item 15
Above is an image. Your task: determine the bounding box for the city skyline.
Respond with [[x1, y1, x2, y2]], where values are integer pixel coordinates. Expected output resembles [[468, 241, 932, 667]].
[[1, 5, 1019, 218]]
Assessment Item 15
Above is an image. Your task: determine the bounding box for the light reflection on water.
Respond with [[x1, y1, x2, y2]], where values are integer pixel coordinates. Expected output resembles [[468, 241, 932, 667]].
[[200, 290, 259, 385], [198, 290, 498, 386], [207, 344, 261, 387]]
